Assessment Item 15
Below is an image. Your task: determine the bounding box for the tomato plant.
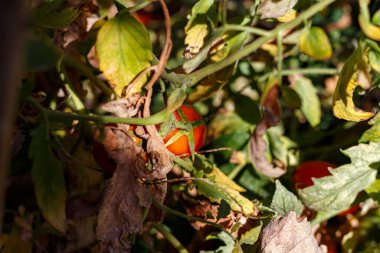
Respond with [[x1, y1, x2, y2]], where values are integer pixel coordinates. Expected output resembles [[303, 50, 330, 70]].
[[4, 0, 380, 252], [161, 105, 206, 157]]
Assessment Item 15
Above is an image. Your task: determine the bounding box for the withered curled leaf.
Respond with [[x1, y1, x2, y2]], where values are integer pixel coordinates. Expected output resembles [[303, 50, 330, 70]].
[[259, 211, 326, 253], [96, 98, 172, 253], [332, 46, 374, 122], [249, 82, 286, 178]]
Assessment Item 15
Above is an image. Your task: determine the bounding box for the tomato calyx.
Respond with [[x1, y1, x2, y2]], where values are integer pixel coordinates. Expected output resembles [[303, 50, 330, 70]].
[[158, 105, 206, 157]]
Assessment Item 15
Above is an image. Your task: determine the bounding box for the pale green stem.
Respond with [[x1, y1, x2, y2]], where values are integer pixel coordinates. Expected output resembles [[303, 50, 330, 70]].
[[186, 0, 336, 86], [277, 31, 284, 86], [224, 24, 270, 36], [28, 97, 170, 125], [152, 223, 189, 253]]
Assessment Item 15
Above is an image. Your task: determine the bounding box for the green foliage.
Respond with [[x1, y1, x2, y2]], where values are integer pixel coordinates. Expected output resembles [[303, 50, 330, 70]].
[[293, 77, 321, 127], [299, 26, 332, 60], [299, 142, 380, 211], [9, 0, 380, 251], [32, 0, 79, 29], [271, 180, 304, 216], [29, 125, 67, 233]]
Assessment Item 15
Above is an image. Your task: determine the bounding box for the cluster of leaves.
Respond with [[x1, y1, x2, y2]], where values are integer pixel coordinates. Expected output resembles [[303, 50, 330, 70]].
[[3, 0, 380, 252]]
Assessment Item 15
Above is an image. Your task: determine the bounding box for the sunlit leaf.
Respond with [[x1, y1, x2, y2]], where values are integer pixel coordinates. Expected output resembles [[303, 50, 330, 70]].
[[184, 0, 216, 60], [239, 223, 262, 245], [259, 212, 325, 253], [299, 26, 332, 60], [207, 167, 246, 192], [365, 179, 380, 203], [29, 125, 67, 232], [332, 47, 375, 121], [293, 77, 321, 127], [271, 180, 304, 216], [96, 12, 152, 96], [258, 0, 298, 19], [277, 9, 297, 23], [186, 18, 249, 102], [195, 178, 256, 215], [201, 232, 235, 253], [298, 142, 380, 211], [360, 115, 380, 143]]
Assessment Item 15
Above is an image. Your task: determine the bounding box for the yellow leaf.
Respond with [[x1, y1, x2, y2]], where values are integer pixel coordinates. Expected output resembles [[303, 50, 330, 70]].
[[211, 167, 246, 192], [299, 26, 332, 60], [277, 9, 297, 23], [333, 47, 374, 121], [359, 15, 380, 41], [96, 13, 152, 97]]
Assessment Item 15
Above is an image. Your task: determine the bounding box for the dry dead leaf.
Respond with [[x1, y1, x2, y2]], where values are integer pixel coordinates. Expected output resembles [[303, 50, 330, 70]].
[[259, 211, 326, 253], [249, 84, 286, 178], [96, 97, 173, 252]]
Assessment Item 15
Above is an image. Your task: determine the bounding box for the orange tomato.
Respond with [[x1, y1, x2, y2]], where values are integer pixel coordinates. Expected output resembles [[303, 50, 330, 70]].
[[162, 105, 206, 157]]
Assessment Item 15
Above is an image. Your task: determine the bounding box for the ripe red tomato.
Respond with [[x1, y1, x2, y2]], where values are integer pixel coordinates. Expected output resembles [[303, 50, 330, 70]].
[[161, 105, 206, 157], [294, 161, 359, 216]]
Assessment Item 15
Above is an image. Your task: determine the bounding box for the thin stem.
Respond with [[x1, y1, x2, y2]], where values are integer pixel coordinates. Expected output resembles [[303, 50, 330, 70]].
[[151, 197, 235, 240], [116, 0, 153, 12], [281, 68, 338, 76], [152, 223, 189, 253], [228, 163, 246, 180], [277, 31, 284, 86], [186, 0, 336, 86], [224, 24, 270, 36], [27, 97, 170, 125]]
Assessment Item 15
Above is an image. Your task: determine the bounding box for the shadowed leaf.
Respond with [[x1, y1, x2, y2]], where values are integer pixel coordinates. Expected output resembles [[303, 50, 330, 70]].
[[29, 125, 67, 233]]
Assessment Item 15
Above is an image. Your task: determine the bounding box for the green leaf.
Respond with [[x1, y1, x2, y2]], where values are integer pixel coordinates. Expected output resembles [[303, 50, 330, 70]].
[[293, 77, 321, 127], [369, 49, 380, 72], [258, 0, 298, 19], [200, 232, 235, 253], [359, 0, 380, 42], [299, 27, 332, 60], [166, 86, 187, 112], [271, 180, 304, 216], [298, 142, 380, 211], [195, 178, 256, 215], [360, 116, 380, 143], [365, 179, 380, 203], [332, 46, 374, 121], [96, 12, 152, 96], [234, 94, 261, 125], [239, 223, 262, 245], [280, 85, 301, 109], [29, 125, 67, 232], [32, 0, 79, 29]]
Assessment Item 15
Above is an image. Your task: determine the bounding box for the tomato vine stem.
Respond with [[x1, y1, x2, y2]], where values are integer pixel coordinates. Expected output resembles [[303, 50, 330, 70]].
[[185, 0, 337, 86]]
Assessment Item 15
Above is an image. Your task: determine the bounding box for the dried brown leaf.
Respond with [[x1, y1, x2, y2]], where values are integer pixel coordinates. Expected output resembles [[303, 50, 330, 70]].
[[259, 211, 326, 253], [96, 98, 172, 253], [249, 84, 286, 178]]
